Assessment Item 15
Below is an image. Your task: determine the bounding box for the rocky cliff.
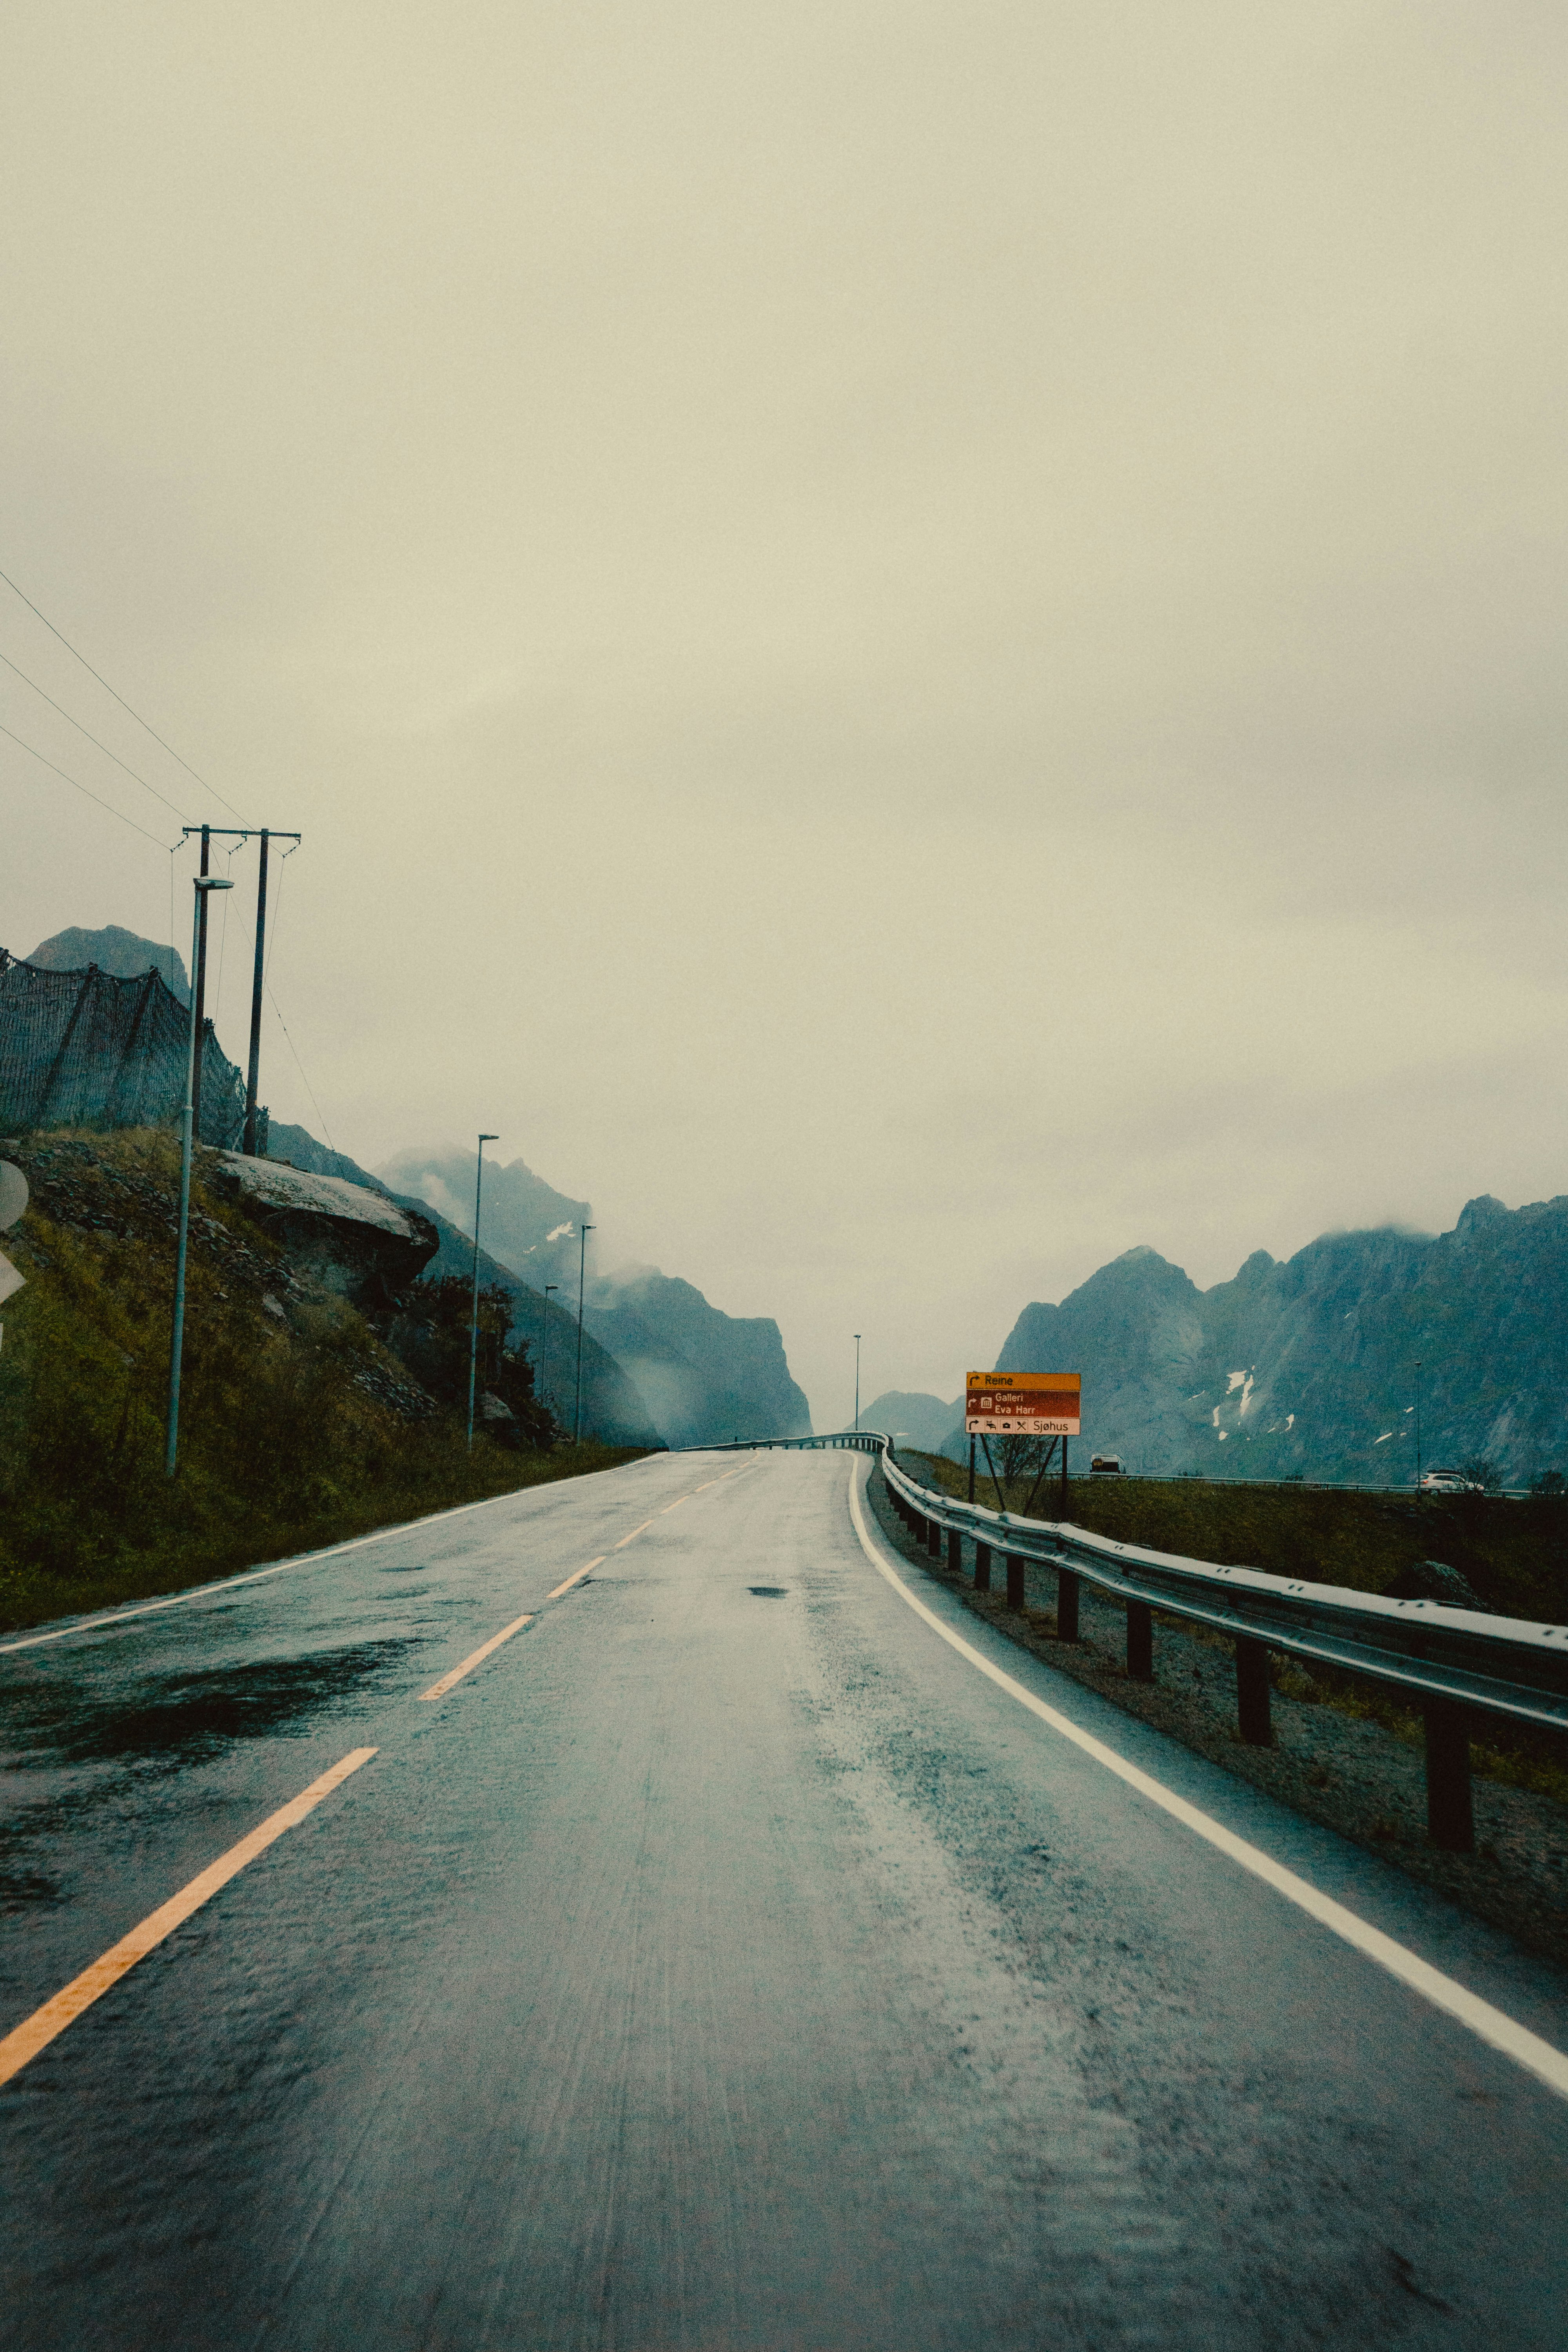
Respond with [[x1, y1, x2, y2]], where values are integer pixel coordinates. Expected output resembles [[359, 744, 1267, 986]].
[[585, 1267, 812, 1447], [376, 1146, 588, 1297], [27, 924, 190, 1004], [861, 1391, 964, 1449], [374, 1147, 812, 1446], [991, 1196, 1568, 1485], [265, 1126, 659, 1447]]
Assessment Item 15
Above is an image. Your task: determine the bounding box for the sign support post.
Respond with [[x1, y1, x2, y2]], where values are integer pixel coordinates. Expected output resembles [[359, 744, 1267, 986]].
[[964, 1371, 1082, 1521]]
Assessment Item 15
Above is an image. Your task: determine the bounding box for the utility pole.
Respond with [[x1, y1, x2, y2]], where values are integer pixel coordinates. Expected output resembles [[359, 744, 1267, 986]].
[[573, 1222, 595, 1445], [467, 1134, 499, 1449], [181, 826, 299, 1156], [1414, 1357, 1423, 1490], [243, 829, 270, 1156], [166, 873, 234, 1474], [853, 1334, 861, 1431], [541, 1283, 558, 1426], [190, 826, 211, 1143]]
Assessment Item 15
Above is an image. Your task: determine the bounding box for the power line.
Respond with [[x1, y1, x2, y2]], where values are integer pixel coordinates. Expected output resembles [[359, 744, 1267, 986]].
[[264, 844, 298, 988], [2, 717, 177, 850], [0, 644, 192, 823], [0, 562, 250, 824], [266, 980, 336, 1152]]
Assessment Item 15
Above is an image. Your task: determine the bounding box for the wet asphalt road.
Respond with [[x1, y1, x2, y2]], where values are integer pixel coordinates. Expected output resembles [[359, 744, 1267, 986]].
[[2, 1447, 1567, 2349]]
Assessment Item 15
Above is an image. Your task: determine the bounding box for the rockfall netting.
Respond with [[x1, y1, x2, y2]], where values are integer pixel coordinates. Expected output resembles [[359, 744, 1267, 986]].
[[0, 949, 265, 1149]]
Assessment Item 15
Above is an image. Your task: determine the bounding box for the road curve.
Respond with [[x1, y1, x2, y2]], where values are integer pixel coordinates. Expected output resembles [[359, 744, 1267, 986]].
[[2, 1447, 1566, 2348]]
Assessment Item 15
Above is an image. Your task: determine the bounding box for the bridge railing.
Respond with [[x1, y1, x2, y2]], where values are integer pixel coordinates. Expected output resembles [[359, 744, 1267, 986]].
[[711, 1429, 1568, 1853]]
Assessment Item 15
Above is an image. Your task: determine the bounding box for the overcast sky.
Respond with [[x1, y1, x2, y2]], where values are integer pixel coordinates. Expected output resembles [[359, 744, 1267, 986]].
[[4, 4, 1565, 1427]]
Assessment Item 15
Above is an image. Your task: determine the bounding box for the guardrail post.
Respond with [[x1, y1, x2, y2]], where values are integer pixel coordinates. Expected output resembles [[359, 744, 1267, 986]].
[[1056, 1566, 1079, 1641], [1423, 1701, 1475, 1852], [926, 1516, 942, 1559], [1235, 1638, 1271, 1745], [1126, 1600, 1154, 1681], [947, 1528, 962, 1574], [1006, 1554, 1025, 1612], [974, 1541, 991, 1593]]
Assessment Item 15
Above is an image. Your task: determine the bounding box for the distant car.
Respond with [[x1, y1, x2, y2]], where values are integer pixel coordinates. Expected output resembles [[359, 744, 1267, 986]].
[[1089, 1454, 1125, 1476], [1419, 1468, 1481, 1494]]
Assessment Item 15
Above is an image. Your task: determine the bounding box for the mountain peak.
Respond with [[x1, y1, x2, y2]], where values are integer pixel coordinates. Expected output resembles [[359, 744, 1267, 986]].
[[26, 923, 188, 1005]]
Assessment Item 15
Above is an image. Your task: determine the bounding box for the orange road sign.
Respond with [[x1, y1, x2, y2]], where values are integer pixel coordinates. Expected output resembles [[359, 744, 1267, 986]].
[[965, 1371, 1080, 1437]]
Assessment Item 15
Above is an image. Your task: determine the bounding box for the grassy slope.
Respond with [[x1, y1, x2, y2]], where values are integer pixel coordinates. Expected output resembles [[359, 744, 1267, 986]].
[[0, 1129, 646, 1631]]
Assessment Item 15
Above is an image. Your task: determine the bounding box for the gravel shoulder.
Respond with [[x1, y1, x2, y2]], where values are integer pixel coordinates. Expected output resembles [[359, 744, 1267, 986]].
[[867, 1463, 1568, 1967]]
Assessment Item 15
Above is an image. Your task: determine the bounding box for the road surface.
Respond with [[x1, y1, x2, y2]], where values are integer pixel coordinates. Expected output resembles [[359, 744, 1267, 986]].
[[2, 1446, 1566, 2347]]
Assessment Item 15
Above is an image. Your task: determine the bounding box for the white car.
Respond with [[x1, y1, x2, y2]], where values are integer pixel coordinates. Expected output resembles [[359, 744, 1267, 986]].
[[1089, 1454, 1125, 1476], [1419, 1468, 1481, 1495]]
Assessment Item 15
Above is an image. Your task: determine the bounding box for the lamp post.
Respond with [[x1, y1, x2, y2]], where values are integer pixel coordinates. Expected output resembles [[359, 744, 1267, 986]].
[[467, 1134, 499, 1449], [853, 1334, 861, 1431], [573, 1223, 595, 1445], [1414, 1357, 1424, 1491], [165, 873, 234, 1475], [541, 1282, 558, 1427]]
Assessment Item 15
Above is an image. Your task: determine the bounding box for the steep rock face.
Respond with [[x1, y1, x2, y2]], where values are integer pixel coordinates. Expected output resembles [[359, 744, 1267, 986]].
[[586, 1267, 812, 1446], [377, 1146, 589, 1296], [400, 1199, 661, 1448], [373, 1147, 812, 1447], [267, 1120, 395, 1193], [995, 1197, 1568, 1483], [27, 925, 189, 1004], [998, 1247, 1207, 1469], [861, 1391, 963, 1449], [267, 1126, 660, 1445]]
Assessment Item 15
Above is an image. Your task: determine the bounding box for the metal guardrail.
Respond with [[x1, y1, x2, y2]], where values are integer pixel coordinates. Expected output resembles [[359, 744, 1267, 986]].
[[715, 1430, 1568, 1854]]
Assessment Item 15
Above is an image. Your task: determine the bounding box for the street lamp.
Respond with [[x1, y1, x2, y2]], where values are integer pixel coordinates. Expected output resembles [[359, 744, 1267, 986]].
[[541, 1282, 558, 1428], [1414, 1357, 1424, 1491], [853, 1334, 861, 1431], [165, 873, 235, 1475], [573, 1223, 595, 1445], [467, 1134, 499, 1449]]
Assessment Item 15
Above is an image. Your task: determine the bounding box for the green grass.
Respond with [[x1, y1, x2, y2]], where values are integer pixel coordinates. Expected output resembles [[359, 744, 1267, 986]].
[[909, 1452, 1568, 1619], [0, 1129, 647, 1630]]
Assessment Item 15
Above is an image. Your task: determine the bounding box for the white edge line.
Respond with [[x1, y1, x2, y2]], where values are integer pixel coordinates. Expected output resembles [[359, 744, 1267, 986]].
[[846, 1460, 1568, 2104]]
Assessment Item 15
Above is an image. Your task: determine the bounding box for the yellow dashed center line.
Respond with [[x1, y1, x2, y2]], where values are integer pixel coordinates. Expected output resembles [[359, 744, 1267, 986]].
[[418, 1612, 535, 1700], [0, 1746, 377, 2089], [0, 1459, 775, 2089], [545, 1555, 606, 1601]]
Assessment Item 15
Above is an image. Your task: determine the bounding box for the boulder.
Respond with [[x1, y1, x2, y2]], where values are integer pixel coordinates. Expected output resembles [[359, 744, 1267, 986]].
[[1385, 1559, 1483, 1610], [213, 1154, 438, 1310]]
